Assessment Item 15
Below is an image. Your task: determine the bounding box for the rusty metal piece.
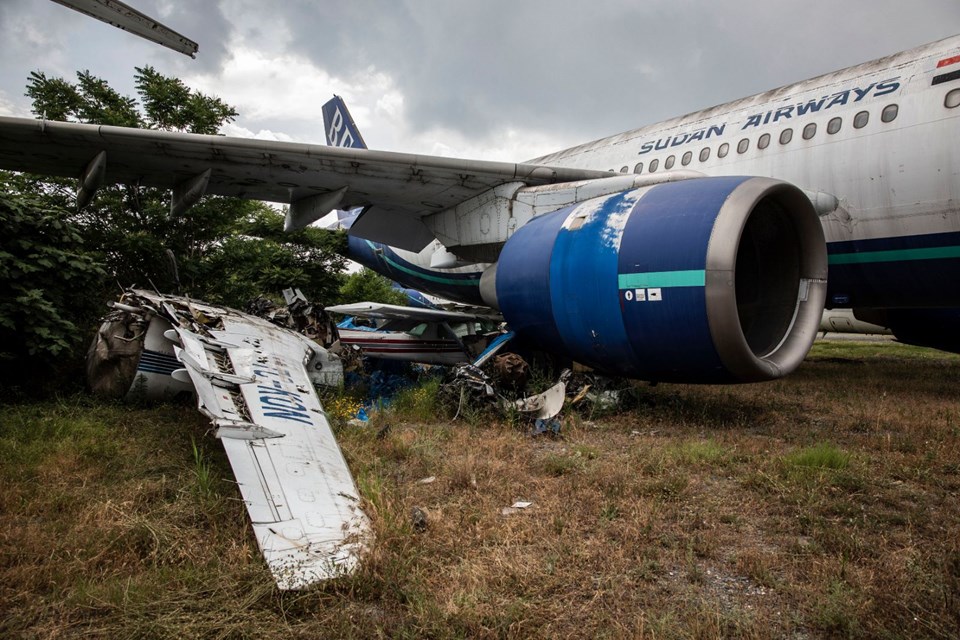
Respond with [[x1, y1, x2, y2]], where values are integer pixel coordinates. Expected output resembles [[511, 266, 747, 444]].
[[86, 312, 147, 398], [492, 352, 529, 388]]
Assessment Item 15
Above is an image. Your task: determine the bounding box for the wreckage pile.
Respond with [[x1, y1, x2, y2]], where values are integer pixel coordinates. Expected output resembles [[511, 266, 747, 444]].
[[89, 286, 634, 434], [247, 289, 635, 432], [439, 356, 633, 435]]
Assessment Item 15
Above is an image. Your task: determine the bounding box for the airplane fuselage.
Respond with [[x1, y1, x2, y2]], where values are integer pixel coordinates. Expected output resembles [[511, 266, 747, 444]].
[[351, 36, 960, 313]]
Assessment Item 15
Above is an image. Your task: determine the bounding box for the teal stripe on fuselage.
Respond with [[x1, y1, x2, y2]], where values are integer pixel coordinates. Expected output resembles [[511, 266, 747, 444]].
[[828, 245, 960, 265], [366, 241, 480, 286]]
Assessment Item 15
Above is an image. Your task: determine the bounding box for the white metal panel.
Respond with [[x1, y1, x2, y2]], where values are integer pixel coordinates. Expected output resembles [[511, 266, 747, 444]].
[[128, 290, 370, 590]]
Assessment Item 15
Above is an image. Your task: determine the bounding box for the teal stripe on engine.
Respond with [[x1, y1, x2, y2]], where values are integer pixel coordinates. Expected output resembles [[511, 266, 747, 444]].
[[618, 269, 706, 289]]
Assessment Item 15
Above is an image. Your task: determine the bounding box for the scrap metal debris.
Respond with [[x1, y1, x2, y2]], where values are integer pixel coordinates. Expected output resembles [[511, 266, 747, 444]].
[[491, 352, 530, 388], [438, 346, 635, 433], [442, 363, 496, 419], [501, 501, 534, 516], [510, 380, 566, 420], [411, 506, 429, 532], [247, 287, 340, 348], [532, 418, 562, 436]]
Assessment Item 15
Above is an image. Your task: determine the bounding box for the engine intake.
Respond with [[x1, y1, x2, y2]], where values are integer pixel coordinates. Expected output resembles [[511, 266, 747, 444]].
[[483, 176, 827, 383]]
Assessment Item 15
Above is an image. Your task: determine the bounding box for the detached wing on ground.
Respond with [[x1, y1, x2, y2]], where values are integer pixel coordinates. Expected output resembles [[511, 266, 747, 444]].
[[120, 291, 369, 589]]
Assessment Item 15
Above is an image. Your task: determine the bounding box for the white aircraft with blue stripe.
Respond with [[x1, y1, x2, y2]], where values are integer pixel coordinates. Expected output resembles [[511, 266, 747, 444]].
[[2, 35, 960, 380], [321, 35, 960, 360]]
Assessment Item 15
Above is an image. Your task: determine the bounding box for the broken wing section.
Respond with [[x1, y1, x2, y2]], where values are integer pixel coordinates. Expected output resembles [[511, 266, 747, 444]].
[[126, 291, 370, 589]]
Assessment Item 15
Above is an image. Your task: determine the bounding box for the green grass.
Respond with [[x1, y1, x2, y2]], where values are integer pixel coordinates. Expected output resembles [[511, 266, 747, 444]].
[[391, 377, 442, 423], [669, 438, 728, 465], [809, 338, 960, 362], [785, 442, 851, 470], [2, 340, 960, 638]]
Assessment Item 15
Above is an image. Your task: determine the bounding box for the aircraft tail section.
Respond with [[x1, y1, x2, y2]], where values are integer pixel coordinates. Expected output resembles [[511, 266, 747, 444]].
[[321, 95, 368, 231], [322, 95, 368, 150]]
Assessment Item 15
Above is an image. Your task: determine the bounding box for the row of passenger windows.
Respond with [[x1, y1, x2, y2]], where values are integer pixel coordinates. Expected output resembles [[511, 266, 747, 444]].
[[617, 103, 901, 175]]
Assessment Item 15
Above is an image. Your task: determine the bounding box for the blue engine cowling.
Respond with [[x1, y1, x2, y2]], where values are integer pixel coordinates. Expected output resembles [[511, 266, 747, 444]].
[[480, 176, 828, 383]]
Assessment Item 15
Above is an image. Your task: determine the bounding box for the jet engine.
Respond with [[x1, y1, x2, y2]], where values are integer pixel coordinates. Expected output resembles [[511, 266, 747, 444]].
[[479, 176, 828, 383]]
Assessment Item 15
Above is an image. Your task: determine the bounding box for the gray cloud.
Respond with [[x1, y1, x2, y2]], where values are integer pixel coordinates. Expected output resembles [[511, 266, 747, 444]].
[[281, 0, 960, 142], [0, 0, 958, 156], [0, 0, 232, 115]]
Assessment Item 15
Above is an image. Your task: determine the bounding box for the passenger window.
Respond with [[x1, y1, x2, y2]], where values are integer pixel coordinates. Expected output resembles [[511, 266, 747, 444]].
[[827, 117, 842, 134], [649, 158, 659, 172], [853, 110, 869, 129], [699, 147, 710, 162], [758, 133, 770, 149], [408, 323, 428, 337], [620, 166, 629, 173], [634, 162, 643, 174], [681, 151, 692, 166], [717, 142, 729, 158], [946, 88, 960, 108], [665, 155, 676, 170], [803, 123, 817, 140], [737, 138, 749, 154], [779, 128, 793, 145], [881, 104, 898, 123]]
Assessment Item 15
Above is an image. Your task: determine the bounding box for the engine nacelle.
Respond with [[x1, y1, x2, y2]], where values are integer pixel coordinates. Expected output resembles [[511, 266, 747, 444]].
[[481, 176, 828, 383]]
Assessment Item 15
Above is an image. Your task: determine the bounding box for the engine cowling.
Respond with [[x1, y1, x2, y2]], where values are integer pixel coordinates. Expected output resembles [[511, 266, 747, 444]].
[[481, 176, 828, 383]]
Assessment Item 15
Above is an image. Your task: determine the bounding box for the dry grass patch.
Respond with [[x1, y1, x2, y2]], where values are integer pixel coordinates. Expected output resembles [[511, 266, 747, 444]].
[[2, 340, 960, 637]]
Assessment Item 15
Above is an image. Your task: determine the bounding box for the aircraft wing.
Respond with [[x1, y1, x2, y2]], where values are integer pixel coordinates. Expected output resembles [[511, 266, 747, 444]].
[[51, 0, 198, 57], [327, 301, 501, 323], [0, 116, 612, 251], [125, 290, 370, 589]]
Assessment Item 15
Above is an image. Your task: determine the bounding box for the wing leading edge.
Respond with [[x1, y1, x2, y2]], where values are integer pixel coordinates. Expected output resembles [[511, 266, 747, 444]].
[[0, 116, 612, 250]]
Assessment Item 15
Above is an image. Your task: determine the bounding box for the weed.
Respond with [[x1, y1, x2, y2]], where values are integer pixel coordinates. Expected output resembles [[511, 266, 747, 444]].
[[599, 502, 620, 522], [811, 579, 862, 636], [541, 453, 582, 476], [324, 394, 365, 425], [190, 437, 217, 501], [670, 438, 727, 465], [785, 442, 851, 470], [572, 444, 599, 460], [391, 378, 441, 423]]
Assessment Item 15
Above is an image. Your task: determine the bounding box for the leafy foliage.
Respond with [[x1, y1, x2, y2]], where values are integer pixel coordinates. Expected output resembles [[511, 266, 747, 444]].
[[1, 67, 348, 391], [135, 66, 237, 134], [339, 268, 408, 306], [0, 187, 105, 365], [24, 67, 236, 131], [11, 67, 347, 307]]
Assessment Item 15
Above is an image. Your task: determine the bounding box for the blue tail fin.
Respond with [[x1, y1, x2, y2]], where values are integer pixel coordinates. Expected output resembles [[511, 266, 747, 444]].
[[320, 96, 369, 230], [322, 95, 368, 150]]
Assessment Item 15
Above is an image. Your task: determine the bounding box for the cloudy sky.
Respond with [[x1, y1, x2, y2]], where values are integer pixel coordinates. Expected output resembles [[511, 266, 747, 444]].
[[1, 1, 958, 162]]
